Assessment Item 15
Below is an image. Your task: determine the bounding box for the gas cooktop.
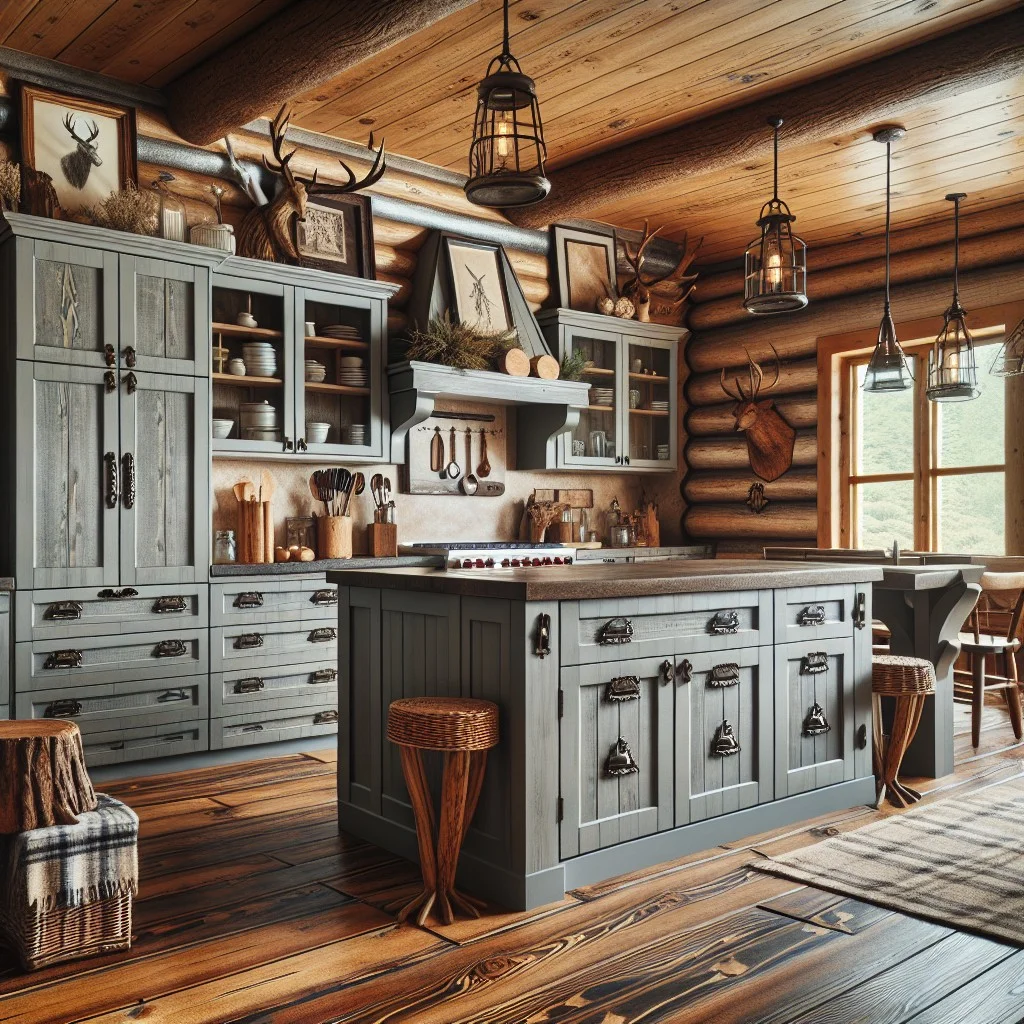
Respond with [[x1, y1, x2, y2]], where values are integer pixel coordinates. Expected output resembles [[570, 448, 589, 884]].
[[399, 542, 577, 570]]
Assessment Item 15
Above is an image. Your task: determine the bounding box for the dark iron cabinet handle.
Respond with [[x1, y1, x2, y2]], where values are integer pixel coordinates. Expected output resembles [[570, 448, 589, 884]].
[[104, 343, 115, 367], [803, 701, 831, 736], [598, 617, 634, 645], [104, 451, 119, 509], [98, 588, 139, 600], [157, 688, 189, 703], [310, 589, 337, 606], [45, 698, 83, 718], [297, 437, 308, 452], [314, 710, 338, 725], [708, 610, 740, 635], [605, 737, 639, 776], [235, 677, 265, 694], [153, 595, 188, 614], [283, 436, 294, 453], [311, 668, 337, 684], [605, 676, 641, 702], [123, 345, 136, 368], [43, 649, 83, 670], [707, 663, 741, 688], [661, 660, 674, 684], [234, 591, 264, 609], [711, 720, 740, 757], [801, 651, 829, 675], [104, 370, 116, 393], [308, 627, 336, 643], [45, 600, 83, 621], [234, 633, 264, 650], [123, 371, 137, 394], [797, 605, 827, 627], [852, 592, 867, 629], [677, 658, 693, 684], [241, 724, 264, 734], [535, 613, 551, 658], [154, 639, 188, 658], [121, 452, 135, 509]]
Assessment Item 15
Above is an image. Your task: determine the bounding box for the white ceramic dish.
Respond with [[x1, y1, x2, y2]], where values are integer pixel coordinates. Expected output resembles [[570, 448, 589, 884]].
[[305, 422, 330, 444], [227, 358, 246, 376], [212, 419, 234, 439]]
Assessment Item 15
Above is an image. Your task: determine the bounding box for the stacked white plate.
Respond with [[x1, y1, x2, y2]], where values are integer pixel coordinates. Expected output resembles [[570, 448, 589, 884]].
[[338, 355, 368, 388], [321, 324, 361, 341], [656, 444, 670, 460], [305, 359, 327, 383], [340, 424, 367, 445], [650, 399, 670, 412], [241, 341, 278, 378], [590, 387, 614, 407]]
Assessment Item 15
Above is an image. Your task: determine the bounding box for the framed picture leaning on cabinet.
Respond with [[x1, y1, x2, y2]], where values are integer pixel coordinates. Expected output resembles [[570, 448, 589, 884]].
[[444, 236, 511, 333], [19, 83, 137, 218], [293, 193, 375, 278], [551, 224, 617, 312]]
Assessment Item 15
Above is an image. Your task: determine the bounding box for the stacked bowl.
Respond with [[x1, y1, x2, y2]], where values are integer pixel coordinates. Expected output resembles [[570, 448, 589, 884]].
[[340, 423, 367, 446], [241, 342, 278, 378], [239, 400, 281, 442], [305, 359, 327, 383]]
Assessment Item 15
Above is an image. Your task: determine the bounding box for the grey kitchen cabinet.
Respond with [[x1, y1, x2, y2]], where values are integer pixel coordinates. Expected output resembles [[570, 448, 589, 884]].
[[210, 619, 338, 673], [210, 577, 338, 626], [211, 661, 338, 717], [211, 705, 339, 750], [534, 308, 681, 472], [80, 715, 209, 767], [774, 584, 858, 645]]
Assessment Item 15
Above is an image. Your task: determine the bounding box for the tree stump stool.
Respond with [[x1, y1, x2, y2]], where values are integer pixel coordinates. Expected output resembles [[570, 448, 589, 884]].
[[0, 721, 97, 834], [872, 655, 936, 809], [386, 697, 499, 926]]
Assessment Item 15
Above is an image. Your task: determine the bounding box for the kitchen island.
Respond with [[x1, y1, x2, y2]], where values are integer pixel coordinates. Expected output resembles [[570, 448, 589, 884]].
[[328, 560, 882, 910]]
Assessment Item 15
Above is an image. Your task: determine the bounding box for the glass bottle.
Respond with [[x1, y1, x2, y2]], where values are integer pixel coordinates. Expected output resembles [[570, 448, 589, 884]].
[[152, 173, 188, 242], [213, 529, 236, 564]]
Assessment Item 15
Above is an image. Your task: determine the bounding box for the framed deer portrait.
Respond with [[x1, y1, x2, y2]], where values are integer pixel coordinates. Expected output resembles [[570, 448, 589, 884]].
[[293, 193, 375, 278], [19, 84, 137, 218]]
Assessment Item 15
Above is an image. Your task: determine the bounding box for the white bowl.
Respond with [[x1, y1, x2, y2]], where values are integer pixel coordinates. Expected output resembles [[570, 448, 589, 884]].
[[226, 359, 246, 376], [306, 422, 330, 444], [212, 419, 234, 439]]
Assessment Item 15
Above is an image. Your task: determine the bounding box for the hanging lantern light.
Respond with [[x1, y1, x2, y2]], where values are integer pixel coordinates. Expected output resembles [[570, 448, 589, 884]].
[[743, 117, 807, 314], [926, 193, 978, 402], [864, 126, 913, 393], [991, 316, 1024, 376], [465, 0, 549, 208]]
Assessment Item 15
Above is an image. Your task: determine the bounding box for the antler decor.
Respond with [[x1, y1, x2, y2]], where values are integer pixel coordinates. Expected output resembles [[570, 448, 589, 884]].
[[619, 220, 701, 323], [226, 104, 387, 265]]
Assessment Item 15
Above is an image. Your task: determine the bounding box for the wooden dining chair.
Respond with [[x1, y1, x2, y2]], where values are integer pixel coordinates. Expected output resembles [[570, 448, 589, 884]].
[[954, 572, 1024, 748]]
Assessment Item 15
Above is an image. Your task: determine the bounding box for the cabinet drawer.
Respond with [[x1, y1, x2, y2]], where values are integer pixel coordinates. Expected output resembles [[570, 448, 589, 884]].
[[211, 661, 338, 716], [774, 585, 856, 645], [210, 579, 338, 626], [16, 676, 207, 729], [676, 646, 774, 824], [774, 636, 856, 797], [211, 620, 338, 671], [81, 716, 209, 767], [16, 630, 207, 690], [562, 591, 772, 666], [17, 584, 207, 642], [211, 704, 339, 750]]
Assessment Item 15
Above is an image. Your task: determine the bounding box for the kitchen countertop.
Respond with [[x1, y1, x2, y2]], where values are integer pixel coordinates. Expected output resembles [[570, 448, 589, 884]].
[[327, 559, 883, 601], [211, 555, 441, 577]]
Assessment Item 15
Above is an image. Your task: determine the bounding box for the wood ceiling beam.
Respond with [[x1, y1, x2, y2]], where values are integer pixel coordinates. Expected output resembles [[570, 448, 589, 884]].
[[165, 0, 480, 145], [509, 9, 1024, 228]]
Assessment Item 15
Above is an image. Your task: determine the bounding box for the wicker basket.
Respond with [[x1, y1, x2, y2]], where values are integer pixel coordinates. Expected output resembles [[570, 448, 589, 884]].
[[0, 891, 132, 971]]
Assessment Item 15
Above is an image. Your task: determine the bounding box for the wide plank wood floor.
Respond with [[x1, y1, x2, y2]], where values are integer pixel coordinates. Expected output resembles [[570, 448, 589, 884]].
[[2, 703, 1023, 1023]]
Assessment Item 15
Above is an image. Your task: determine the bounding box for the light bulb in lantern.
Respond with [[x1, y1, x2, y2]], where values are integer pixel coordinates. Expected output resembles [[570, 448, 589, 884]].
[[764, 237, 782, 291], [495, 112, 512, 167]]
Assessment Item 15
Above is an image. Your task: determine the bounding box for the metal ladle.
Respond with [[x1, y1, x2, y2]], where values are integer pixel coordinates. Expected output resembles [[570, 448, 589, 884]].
[[461, 428, 478, 495], [444, 426, 461, 479]]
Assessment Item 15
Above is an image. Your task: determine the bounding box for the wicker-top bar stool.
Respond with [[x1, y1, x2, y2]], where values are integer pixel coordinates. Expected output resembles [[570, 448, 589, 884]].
[[872, 654, 936, 808], [386, 697, 499, 926]]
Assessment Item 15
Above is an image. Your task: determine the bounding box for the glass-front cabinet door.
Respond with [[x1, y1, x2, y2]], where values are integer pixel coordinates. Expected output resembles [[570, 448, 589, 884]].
[[624, 336, 677, 469], [562, 323, 622, 468], [294, 286, 385, 459], [210, 275, 295, 455]]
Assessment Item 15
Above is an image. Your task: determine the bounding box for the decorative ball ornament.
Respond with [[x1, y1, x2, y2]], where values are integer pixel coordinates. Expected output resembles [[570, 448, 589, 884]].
[[613, 297, 635, 319]]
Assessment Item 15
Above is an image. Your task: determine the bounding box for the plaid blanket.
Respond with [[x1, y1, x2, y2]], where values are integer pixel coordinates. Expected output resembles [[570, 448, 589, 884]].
[[3, 794, 138, 911]]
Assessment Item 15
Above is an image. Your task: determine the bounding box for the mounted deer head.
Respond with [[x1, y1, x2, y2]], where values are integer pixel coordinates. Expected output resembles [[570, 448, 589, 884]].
[[228, 104, 387, 264], [60, 114, 101, 190], [620, 220, 701, 322], [720, 345, 796, 482]]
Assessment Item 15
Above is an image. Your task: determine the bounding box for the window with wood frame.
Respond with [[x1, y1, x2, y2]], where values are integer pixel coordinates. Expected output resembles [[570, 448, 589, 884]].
[[839, 331, 1007, 554]]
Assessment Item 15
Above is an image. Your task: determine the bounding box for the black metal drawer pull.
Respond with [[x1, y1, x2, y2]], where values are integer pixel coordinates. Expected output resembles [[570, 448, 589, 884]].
[[234, 591, 264, 609], [661, 660, 674, 684], [852, 591, 867, 629], [157, 688, 190, 703], [43, 649, 83, 670], [104, 370, 116, 393], [598, 617, 633, 645], [677, 658, 693, 684], [121, 451, 135, 508], [45, 699, 83, 718], [605, 737, 639, 776], [708, 610, 740, 635], [104, 343, 115, 367], [708, 663, 740, 688], [234, 633, 264, 650], [123, 346, 137, 368], [801, 651, 829, 675], [45, 600, 83, 621], [311, 668, 337, 684], [605, 676, 641, 702], [310, 589, 337, 606], [235, 677, 265, 694], [98, 588, 139, 600], [308, 627, 336, 643], [711, 720, 740, 757], [241, 724, 264, 734], [153, 595, 188, 614], [314, 710, 339, 725], [797, 605, 827, 627], [803, 702, 831, 736], [535, 613, 551, 658], [154, 639, 188, 658], [104, 451, 119, 508]]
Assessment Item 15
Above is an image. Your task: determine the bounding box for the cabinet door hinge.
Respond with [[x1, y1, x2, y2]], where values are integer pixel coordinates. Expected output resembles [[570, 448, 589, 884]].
[[557, 689, 564, 718], [556, 796, 564, 822]]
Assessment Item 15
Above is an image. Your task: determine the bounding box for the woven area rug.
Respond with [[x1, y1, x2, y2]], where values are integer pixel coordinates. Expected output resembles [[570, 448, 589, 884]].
[[756, 777, 1024, 946]]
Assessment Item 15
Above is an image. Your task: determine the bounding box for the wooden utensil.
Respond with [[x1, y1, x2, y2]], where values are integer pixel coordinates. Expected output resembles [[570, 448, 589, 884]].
[[445, 427, 460, 479], [261, 469, 276, 563], [461, 428, 478, 495], [477, 428, 491, 477], [430, 427, 444, 474]]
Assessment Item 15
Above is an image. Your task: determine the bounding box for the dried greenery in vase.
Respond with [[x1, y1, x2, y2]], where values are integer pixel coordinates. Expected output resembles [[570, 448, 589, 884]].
[[559, 348, 589, 381], [406, 312, 519, 371], [0, 159, 20, 212], [85, 182, 159, 235]]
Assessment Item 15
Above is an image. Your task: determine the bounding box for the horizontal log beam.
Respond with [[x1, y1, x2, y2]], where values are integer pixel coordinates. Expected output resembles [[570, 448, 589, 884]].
[[685, 393, 818, 436], [375, 244, 417, 278], [684, 503, 818, 540], [686, 430, 817, 470], [509, 10, 1024, 228], [686, 359, 818, 407], [683, 468, 818, 504]]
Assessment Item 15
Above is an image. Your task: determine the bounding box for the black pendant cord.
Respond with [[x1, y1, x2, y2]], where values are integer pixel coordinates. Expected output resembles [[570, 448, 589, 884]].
[[772, 121, 779, 202], [952, 196, 961, 304], [884, 141, 892, 313], [500, 0, 511, 61]]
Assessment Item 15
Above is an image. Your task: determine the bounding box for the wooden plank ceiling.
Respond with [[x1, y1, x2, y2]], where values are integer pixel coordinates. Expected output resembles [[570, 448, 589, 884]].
[[2, 0, 1022, 261]]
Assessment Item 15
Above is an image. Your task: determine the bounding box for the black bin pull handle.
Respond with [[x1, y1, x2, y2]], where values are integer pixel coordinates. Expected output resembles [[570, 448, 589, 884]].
[[708, 610, 740, 635], [797, 605, 827, 627], [44, 698, 83, 718], [234, 633, 264, 650], [707, 663, 740, 688], [314, 710, 339, 725], [310, 589, 337, 606]]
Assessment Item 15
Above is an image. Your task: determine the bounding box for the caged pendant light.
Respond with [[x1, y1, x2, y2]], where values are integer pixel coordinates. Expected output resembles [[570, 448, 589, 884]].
[[926, 193, 978, 402], [990, 316, 1024, 377], [743, 117, 807, 314], [464, 0, 550, 208], [863, 126, 913, 393]]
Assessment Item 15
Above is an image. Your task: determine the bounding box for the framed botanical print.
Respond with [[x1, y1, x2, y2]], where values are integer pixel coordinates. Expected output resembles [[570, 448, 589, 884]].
[[551, 224, 618, 312], [444, 237, 511, 333], [294, 193, 375, 278], [19, 83, 137, 217]]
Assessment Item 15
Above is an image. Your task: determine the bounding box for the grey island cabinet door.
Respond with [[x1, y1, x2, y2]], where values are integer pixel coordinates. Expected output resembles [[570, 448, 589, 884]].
[[774, 635, 855, 797], [16, 237, 119, 369], [16, 361, 120, 590], [559, 655, 674, 859], [119, 256, 210, 377], [675, 646, 774, 825], [118, 370, 209, 586]]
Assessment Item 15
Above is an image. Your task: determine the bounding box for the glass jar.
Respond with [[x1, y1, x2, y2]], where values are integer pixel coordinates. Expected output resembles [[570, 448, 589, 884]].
[[213, 529, 236, 564], [151, 174, 188, 242]]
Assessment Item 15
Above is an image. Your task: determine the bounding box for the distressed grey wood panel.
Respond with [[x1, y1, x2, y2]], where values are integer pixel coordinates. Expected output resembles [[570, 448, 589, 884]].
[[560, 654, 673, 859], [774, 584, 856, 645], [211, 620, 338, 672], [16, 628, 207, 690], [0, 707, 8, 721], [774, 635, 855, 797], [852, 585, 873, 782], [563, 589, 772, 665], [211, 705, 339, 750], [18, 583, 207, 642], [0, 595, 9, 713], [80, 715, 208, 766], [211, 660, 338, 717], [16, 361, 120, 590], [211, 578, 337, 626]]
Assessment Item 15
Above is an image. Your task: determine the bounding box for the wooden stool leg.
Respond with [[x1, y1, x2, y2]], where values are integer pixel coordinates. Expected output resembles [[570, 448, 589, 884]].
[[1003, 652, 1023, 739], [971, 653, 985, 749], [435, 750, 471, 926], [872, 693, 887, 808], [447, 750, 490, 917], [883, 695, 925, 808], [396, 745, 438, 926]]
